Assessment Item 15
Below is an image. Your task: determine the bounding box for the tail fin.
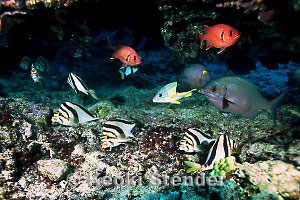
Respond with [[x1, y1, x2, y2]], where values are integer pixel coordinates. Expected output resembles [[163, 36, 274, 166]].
[[105, 36, 116, 50], [269, 93, 286, 125], [88, 89, 99, 100]]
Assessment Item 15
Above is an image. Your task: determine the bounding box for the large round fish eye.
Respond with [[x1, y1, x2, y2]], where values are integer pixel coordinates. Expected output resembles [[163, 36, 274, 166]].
[[134, 56, 137, 61], [159, 93, 163, 97], [229, 31, 233, 37], [202, 70, 207, 75]]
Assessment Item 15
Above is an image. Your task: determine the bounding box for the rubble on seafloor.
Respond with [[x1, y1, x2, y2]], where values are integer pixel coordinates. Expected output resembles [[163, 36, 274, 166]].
[[0, 83, 299, 199]]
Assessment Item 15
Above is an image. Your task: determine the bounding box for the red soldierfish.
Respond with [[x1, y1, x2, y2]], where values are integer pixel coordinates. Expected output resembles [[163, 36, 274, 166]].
[[106, 37, 142, 69], [199, 24, 240, 54]]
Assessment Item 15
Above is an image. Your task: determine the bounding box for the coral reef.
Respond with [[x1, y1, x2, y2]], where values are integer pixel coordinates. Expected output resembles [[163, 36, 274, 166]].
[[236, 160, 300, 199]]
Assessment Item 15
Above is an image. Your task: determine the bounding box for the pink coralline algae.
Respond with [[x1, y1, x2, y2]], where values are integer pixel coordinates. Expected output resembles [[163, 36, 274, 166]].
[[216, 0, 276, 24]]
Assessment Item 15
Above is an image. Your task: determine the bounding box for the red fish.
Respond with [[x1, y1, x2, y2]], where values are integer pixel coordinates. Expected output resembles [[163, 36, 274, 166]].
[[106, 37, 142, 69], [199, 24, 240, 54]]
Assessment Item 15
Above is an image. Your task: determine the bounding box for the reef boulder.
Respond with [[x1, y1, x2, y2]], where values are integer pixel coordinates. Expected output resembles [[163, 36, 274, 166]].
[[237, 160, 300, 199]]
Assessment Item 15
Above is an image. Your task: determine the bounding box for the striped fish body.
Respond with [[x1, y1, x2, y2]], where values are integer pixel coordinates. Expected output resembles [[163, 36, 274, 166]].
[[31, 66, 41, 82], [68, 73, 89, 95], [200, 134, 234, 171], [101, 118, 136, 149], [51, 102, 98, 126], [179, 128, 215, 152], [67, 73, 98, 99]]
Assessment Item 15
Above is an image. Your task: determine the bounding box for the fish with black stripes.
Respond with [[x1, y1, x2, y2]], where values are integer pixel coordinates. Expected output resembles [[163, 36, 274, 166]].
[[51, 102, 99, 126], [179, 128, 216, 152], [184, 134, 236, 172], [101, 118, 136, 149], [67, 73, 98, 100]]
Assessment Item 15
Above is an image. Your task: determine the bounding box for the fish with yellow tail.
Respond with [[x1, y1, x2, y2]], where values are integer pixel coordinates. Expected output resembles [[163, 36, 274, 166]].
[[184, 134, 235, 173], [67, 73, 98, 100], [153, 82, 196, 104], [101, 118, 136, 150], [51, 102, 99, 126]]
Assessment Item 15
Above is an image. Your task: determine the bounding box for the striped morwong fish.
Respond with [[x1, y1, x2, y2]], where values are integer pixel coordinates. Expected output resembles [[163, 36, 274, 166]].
[[101, 118, 136, 149], [185, 134, 236, 172], [67, 73, 98, 100], [51, 102, 99, 126], [179, 128, 215, 152]]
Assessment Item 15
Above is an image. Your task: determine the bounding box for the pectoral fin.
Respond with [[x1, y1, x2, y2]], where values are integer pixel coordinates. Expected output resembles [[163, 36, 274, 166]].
[[222, 98, 235, 110]]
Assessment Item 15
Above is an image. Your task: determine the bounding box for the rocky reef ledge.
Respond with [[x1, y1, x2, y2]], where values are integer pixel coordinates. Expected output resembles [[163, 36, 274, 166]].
[[0, 90, 299, 199]]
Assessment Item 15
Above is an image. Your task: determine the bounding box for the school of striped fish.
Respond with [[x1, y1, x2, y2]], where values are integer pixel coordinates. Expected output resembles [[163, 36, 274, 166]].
[[19, 25, 288, 174]]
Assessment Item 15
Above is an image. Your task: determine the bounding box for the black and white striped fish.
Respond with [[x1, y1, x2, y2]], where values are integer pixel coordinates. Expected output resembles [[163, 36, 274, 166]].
[[179, 128, 215, 152], [67, 73, 98, 100], [185, 134, 235, 172], [51, 102, 99, 126], [101, 118, 136, 149]]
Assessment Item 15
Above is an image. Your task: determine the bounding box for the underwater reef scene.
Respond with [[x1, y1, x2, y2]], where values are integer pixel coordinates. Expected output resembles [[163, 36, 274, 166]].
[[1, 0, 300, 199]]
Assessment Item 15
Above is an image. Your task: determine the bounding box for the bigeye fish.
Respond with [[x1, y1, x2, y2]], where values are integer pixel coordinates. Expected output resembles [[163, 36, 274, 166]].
[[181, 64, 211, 88], [202, 76, 285, 123], [184, 134, 235, 172], [153, 82, 196, 104], [106, 36, 142, 79], [179, 128, 215, 152], [101, 118, 136, 150], [199, 24, 240, 54], [67, 73, 98, 100], [51, 102, 99, 126]]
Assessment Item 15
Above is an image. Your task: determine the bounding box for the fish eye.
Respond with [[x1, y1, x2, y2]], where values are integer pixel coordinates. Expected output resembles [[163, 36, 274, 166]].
[[159, 93, 162, 97], [202, 70, 207, 75], [229, 31, 233, 37], [134, 56, 137, 61]]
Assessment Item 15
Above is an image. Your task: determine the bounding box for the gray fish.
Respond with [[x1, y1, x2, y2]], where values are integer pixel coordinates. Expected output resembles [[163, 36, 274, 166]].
[[181, 64, 211, 88], [202, 76, 285, 123]]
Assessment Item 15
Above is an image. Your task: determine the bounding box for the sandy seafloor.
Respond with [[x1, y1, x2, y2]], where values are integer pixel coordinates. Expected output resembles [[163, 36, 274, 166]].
[[0, 57, 300, 199]]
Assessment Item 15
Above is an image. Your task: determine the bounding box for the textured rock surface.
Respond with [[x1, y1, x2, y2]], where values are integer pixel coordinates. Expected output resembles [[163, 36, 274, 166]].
[[237, 160, 300, 199], [37, 159, 69, 181]]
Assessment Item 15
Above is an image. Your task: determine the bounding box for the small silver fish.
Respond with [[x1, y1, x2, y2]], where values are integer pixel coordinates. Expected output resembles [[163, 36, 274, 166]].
[[51, 102, 99, 126], [101, 118, 136, 149]]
